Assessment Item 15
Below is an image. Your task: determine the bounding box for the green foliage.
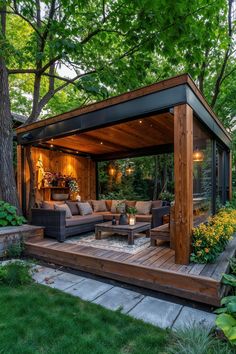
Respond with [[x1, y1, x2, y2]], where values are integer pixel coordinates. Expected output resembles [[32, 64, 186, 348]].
[[166, 324, 234, 354], [159, 191, 174, 202], [190, 209, 236, 264], [0, 262, 32, 286], [126, 206, 138, 215], [215, 257, 236, 346], [0, 201, 26, 227], [6, 241, 24, 259], [98, 154, 174, 201]]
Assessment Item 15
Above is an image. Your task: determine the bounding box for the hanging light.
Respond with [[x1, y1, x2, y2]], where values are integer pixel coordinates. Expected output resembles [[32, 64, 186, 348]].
[[193, 147, 204, 162], [108, 163, 116, 176], [126, 164, 134, 175]]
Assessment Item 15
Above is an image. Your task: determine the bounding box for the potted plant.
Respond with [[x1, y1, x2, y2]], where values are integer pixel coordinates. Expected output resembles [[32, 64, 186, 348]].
[[116, 201, 128, 225], [158, 191, 174, 205], [126, 206, 138, 225]]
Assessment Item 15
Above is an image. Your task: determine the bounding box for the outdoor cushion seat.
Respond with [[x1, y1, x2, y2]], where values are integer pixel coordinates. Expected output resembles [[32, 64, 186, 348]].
[[65, 214, 103, 227]]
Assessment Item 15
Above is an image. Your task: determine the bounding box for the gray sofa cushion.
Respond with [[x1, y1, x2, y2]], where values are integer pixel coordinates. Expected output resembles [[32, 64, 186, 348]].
[[65, 214, 103, 227], [77, 202, 93, 216], [66, 201, 79, 215], [135, 201, 152, 215], [54, 203, 72, 218]]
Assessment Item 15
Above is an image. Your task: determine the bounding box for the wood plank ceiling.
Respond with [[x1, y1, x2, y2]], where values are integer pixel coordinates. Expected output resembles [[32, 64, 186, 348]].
[[46, 112, 174, 155]]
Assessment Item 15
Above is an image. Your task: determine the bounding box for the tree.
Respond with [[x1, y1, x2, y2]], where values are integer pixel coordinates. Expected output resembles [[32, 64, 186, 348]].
[[1, 0, 235, 213]]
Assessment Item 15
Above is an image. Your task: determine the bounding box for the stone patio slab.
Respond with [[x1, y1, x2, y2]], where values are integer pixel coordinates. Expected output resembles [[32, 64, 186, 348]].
[[173, 306, 216, 330], [32, 266, 63, 283], [128, 296, 182, 328], [64, 278, 113, 301], [93, 286, 144, 313]]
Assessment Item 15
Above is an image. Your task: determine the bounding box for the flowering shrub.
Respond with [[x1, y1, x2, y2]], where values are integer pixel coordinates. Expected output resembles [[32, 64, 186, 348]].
[[191, 209, 236, 263]]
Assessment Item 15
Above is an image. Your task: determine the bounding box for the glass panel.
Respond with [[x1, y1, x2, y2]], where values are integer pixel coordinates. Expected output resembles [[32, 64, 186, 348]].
[[216, 146, 224, 209], [193, 118, 213, 222]]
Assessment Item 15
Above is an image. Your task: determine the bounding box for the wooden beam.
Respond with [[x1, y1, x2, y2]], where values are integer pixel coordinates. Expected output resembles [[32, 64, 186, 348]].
[[174, 104, 193, 265]]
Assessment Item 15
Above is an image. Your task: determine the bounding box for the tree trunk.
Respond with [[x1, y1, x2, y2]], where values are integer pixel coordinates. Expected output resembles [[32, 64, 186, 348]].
[[25, 146, 36, 219], [0, 5, 20, 211]]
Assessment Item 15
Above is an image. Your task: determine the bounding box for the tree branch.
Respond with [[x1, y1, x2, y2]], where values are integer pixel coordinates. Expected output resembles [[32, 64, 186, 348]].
[[8, 68, 38, 74]]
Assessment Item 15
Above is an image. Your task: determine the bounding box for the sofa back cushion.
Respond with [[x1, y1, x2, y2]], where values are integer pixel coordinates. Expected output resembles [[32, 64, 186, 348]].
[[77, 202, 93, 216], [125, 200, 136, 208], [66, 201, 79, 215], [105, 200, 112, 211], [41, 201, 65, 209], [152, 200, 163, 209], [135, 201, 152, 215], [111, 200, 126, 213], [54, 203, 72, 218], [91, 200, 107, 212]]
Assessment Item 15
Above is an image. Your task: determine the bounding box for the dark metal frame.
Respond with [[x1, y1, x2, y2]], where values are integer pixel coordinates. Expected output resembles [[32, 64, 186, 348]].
[[17, 83, 231, 148]]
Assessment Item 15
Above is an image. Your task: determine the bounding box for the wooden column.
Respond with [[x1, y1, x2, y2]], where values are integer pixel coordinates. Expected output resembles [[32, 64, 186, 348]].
[[16, 144, 23, 208], [229, 151, 232, 201], [174, 104, 193, 265]]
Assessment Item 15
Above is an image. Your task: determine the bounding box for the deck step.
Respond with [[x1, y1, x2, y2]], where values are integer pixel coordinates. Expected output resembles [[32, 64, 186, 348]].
[[23, 238, 231, 307]]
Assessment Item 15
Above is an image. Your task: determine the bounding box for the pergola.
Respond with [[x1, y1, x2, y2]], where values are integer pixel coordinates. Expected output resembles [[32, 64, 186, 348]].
[[16, 73, 231, 265]]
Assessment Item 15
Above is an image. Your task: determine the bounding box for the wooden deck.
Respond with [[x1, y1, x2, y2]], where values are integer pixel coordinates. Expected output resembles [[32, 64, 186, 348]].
[[25, 235, 236, 306]]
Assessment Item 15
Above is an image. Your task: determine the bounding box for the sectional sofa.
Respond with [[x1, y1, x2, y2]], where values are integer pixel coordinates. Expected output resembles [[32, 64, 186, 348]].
[[31, 199, 170, 242]]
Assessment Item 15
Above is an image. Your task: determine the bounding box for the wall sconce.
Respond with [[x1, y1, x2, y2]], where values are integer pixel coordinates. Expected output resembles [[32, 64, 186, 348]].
[[126, 164, 134, 175], [108, 163, 116, 176], [193, 147, 204, 162]]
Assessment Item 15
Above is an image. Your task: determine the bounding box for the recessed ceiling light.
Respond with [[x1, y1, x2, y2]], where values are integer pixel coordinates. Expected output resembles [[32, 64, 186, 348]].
[[51, 138, 54, 142], [76, 151, 79, 154], [50, 144, 53, 148], [100, 141, 103, 145], [139, 120, 143, 124]]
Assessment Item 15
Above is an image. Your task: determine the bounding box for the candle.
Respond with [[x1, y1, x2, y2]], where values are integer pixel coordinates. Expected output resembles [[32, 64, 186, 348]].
[[129, 215, 136, 226]]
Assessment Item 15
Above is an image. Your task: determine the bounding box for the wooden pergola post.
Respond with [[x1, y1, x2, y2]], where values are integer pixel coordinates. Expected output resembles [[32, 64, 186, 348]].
[[17, 144, 23, 209], [174, 104, 193, 265]]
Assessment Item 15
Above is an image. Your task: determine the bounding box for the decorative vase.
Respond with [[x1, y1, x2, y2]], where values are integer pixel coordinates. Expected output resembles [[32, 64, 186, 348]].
[[119, 213, 128, 225], [70, 192, 77, 201]]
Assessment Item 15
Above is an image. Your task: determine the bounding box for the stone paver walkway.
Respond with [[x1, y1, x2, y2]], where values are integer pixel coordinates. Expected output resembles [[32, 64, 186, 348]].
[[31, 264, 216, 330]]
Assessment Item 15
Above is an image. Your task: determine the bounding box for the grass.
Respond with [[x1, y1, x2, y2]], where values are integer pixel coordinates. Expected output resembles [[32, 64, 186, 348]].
[[0, 284, 167, 354], [0, 278, 235, 354]]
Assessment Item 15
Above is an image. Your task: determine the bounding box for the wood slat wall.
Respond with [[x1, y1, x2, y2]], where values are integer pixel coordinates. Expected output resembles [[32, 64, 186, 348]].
[[23, 147, 96, 207]]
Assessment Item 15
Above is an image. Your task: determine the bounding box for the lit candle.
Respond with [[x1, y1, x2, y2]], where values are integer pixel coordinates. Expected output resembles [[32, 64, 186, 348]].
[[129, 215, 136, 226]]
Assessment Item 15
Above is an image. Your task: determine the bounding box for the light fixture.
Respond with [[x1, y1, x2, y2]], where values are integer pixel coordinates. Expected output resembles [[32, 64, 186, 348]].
[[139, 120, 143, 124], [193, 147, 204, 162], [51, 138, 54, 142], [100, 141, 103, 145], [50, 144, 54, 148], [108, 163, 116, 176], [126, 164, 134, 175]]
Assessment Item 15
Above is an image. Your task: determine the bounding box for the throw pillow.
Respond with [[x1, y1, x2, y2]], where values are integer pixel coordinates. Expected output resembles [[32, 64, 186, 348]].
[[66, 201, 79, 215], [77, 202, 93, 216], [54, 203, 72, 218], [135, 201, 152, 215], [91, 200, 107, 212], [152, 200, 163, 209], [111, 200, 125, 213]]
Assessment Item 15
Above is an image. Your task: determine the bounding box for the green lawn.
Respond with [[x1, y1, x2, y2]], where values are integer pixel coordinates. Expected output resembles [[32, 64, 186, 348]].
[[0, 284, 167, 354]]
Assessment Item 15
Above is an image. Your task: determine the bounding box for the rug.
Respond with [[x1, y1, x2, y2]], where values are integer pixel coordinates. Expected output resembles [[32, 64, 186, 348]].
[[65, 231, 150, 254]]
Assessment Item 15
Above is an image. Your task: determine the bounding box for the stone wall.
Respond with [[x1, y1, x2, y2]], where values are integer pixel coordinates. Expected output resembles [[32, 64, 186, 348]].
[[0, 225, 44, 257]]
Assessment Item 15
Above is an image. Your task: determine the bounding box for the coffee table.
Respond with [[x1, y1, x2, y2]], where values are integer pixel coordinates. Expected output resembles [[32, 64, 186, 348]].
[[95, 221, 151, 245]]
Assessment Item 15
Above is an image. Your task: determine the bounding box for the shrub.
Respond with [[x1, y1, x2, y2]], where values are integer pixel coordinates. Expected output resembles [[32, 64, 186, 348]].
[[6, 240, 25, 258], [0, 201, 26, 227], [190, 209, 236, 264], [0, 261, 32, 286], [215, 259, 236, 346]]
